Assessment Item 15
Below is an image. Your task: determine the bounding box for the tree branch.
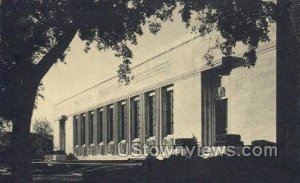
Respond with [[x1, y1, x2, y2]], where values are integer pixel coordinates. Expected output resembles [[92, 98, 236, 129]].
[[35, 28, 77, 79]]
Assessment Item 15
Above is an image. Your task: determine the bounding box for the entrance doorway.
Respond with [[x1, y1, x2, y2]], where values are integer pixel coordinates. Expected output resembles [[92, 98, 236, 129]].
[[201, 70, 228, 146], [215, 99, 228, 143]]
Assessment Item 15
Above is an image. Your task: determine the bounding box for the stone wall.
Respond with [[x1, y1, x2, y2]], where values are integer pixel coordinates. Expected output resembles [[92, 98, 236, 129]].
[[223, 47, 276, 144]]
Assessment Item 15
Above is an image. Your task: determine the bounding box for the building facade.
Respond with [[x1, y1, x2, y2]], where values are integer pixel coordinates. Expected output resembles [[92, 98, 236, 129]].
[[53, 35, 276, 160]]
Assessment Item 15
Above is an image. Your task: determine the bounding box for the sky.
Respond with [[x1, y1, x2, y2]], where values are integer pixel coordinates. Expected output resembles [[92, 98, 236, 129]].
[[32, 12, 198, 122], [31, 8, 276, 128]]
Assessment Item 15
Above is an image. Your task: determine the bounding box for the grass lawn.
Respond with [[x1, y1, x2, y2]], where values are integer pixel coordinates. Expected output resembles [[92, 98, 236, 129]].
[[1, 156, 299, 182], [83, 156, 300, 183], [0, 161, 141, 182]]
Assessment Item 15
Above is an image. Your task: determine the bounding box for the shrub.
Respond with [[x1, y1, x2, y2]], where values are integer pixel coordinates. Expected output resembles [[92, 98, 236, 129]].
[[0, 132, 53, 162]]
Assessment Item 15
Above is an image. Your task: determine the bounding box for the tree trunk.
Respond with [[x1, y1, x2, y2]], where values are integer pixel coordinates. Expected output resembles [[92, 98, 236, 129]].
[[6, 28, 77, 182], [10, 81, 39, 183], [11, 112, 33, 183], [276, 0, 300, 165]]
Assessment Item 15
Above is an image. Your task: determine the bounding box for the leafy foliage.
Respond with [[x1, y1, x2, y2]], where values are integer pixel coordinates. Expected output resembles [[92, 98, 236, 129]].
[[0, 1, 279, 181], [118, 0, 276, 82], [179, 0, 275, 67], [30, 133, 53, 159], [0, 0, 178, 119], [32, 118, 53, 136], [0, 132, 53, 161], [0, 0, 275, 120]]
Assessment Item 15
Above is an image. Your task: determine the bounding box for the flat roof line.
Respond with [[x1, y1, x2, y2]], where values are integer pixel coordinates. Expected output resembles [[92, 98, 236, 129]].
[[54, 35, 202, 106], [54, 75, 118, 106], [54, 37, 276, 106]]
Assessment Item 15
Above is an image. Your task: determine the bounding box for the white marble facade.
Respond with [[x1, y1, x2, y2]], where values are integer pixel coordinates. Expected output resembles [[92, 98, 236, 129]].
[[53, 35, 276, 160]]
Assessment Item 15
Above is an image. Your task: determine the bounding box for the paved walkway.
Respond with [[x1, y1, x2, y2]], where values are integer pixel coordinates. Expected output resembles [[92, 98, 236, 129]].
[[0, 161, 141, 182]]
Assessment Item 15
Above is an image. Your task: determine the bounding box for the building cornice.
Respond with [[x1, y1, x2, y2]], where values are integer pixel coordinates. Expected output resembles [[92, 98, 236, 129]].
[[54, 41, 276, 121]]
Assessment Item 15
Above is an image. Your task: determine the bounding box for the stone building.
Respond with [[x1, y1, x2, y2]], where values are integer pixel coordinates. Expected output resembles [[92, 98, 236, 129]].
[[53, 35, 276, 160]]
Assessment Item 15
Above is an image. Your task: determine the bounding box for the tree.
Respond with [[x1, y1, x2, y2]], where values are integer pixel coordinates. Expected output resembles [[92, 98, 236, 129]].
[[0, 1, 176, 181], [276, 0, 300, 165], [32, 118, 53, 137], [0, 0, 298, 182], [31, 119, 54, 161], [30, 119, 53, 160]]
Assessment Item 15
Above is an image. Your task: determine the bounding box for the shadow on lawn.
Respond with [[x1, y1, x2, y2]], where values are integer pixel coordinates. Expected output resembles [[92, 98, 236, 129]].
[[83, 156, 300, 183]]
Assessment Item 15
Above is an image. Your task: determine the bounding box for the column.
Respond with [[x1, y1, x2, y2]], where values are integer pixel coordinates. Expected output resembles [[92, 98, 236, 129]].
[[102, 106, 108, 155], [85, 112, 89, 156], [59, 118, 66, 151], [155, 88, 162, 146], [144, 94, 149, 140], [77, 114, 82, 147], [113, 102, 119, 155], [85, 112, 89, 145], [93, 109, 98, 154], [73, 116, 77, 146], [139, 93, 146, 144], [76, 114, 82, 156]]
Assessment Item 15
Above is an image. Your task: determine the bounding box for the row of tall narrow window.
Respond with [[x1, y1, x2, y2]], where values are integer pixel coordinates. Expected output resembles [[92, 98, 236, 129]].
[[73, 85, 174, 146]]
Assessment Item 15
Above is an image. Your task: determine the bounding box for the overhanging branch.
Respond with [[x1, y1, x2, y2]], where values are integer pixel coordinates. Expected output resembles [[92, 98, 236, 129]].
[[35, 28, 77, 79]]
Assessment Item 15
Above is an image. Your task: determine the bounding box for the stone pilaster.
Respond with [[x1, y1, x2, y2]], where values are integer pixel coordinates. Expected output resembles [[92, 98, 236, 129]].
[[161, 87, 167, 140], [155, 88, 162, 146], [73, 116, 77, 155], [85, 112, 89, 146], [77, 114, 82, 147], [92, 110, 98, 144], [102, 106, 108, 155], [139, 93, 146, 144], [113, 103, 119, 155], [93, 109, 98, 155]]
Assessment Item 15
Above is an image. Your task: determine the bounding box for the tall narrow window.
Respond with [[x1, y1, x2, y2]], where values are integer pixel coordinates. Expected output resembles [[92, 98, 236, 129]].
[[107, 105, 114, 142], [119, 101, 126, 140], [147, 92, 156, 137], [88, 111, 94, 144], [98, 108, 103, 143], [165, 86, 174, 135], [215, 99, 228, 138], [81, 114, 86, 145], [74, 116, 78, 145], [132, 97, 140, 139]]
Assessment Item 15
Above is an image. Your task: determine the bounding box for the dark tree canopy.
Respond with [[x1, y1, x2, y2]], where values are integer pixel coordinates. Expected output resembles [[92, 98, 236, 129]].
[[0, 1, 294, 182], [32, 118, 53, 136], [0, 0, 275, 120]]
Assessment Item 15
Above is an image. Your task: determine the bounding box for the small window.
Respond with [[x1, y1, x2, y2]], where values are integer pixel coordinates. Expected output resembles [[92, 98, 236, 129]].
[[74, 116, 78, 145], [81, 114, 86, 145], [88, 111, 94, 144], [119, 101, 126, 140], [107, 105, 114, 142], [147, 92, 156, 137], [98, 108, 103, 143], [165, 86, 174, 135], [132, 97, 140, 139]]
